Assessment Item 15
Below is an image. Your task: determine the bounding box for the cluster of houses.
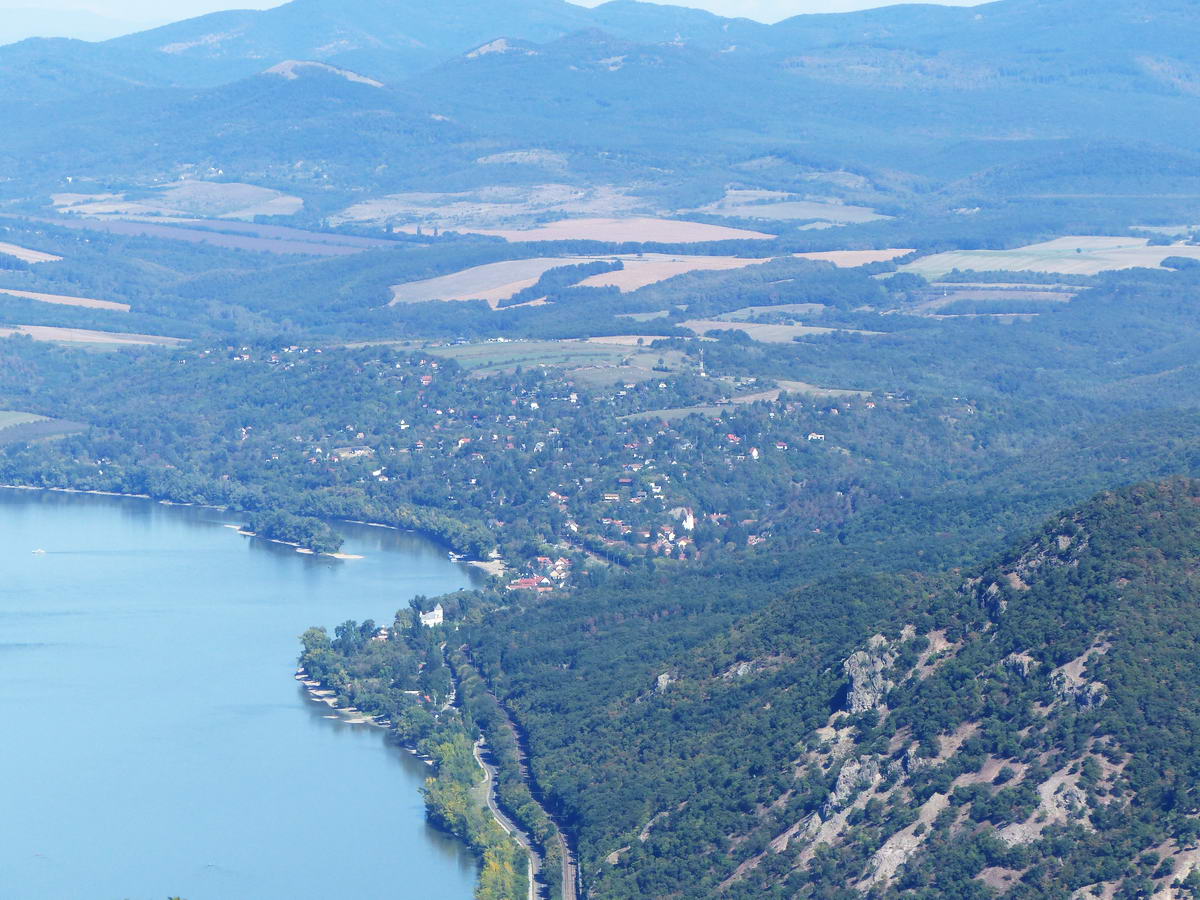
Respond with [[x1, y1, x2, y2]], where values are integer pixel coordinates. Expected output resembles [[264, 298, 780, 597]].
[[506, 556, 573, 592]]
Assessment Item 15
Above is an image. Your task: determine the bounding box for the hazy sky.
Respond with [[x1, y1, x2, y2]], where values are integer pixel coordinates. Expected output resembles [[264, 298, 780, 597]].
[[8, 0, 988, 30]]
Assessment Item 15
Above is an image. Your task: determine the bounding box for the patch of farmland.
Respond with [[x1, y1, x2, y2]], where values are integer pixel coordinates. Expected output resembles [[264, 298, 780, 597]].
[[424, 339, 630, 372], [0, 325, 184, 347], [0, 289, 130, 312], [391, 254, 783, 307], [909, 283, 1076, 314], [900, 236, 1200, 279], [472, 217, 774, 243], [390, 258, 597, 307], [424, 340, 688, 383], [693, 190, 889, 224], [577, 254, 773, 291], [681, 320, 878, 343], [332, 183, 643, 229], [0, 241, 62, 264], [0, 411, 86, 445], [150, 219, 394, 249], [794, 249, 914, 266], [584, 335, 676, 347], [54, 180, 303, 220], [46, 217, 368, 257], [0, 411, 45, 429]]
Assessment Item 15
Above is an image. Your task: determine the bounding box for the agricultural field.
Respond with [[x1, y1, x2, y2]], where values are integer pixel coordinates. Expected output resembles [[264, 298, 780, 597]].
[[0, 289, 130, 312], [472, 217, 774, 243], [680, 319, 877, 343], [47, 217, 374, 257], [901, 236, 1200, 278], [0, 410, 85, 445], [576, 254, 773, 291], [907, 283, 1077, 315], [0, 325, 185, 347], [333, 183, 643, 230], [53, 180, 304, 220], [423, 339, 690, 384], [390, 257, 597, 307], [390, 253, 779, 307], [0, 241, 62, 264], [691, 190, 889, 224], [0, 411, 45, 429]]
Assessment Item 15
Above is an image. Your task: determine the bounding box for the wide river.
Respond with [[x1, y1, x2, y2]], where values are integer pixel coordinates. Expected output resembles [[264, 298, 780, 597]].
[[0, 488, 481, 900]]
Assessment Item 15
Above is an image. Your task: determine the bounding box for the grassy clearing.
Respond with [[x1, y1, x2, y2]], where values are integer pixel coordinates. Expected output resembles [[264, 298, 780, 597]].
[[902, 236, 1200, 279], [692, 190, 889, 224], [424, 340, 690, 385], [716, 303, 827, 321], [681, 320, 879, 343], [0, 411, 46, 429]]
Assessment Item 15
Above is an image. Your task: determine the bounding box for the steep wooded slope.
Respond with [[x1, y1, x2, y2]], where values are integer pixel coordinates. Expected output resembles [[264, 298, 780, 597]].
[[474, 479, 1200, 898]]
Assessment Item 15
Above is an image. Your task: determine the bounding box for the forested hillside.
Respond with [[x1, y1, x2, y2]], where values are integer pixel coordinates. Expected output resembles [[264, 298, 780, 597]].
[[472, 479, 1200, 898]]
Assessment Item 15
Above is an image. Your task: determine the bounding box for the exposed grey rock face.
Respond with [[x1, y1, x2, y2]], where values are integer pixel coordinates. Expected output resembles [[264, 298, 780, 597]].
[[655, 672, 676, 694], [1052, 672, 1108, 708], [844, 635, 897, 714], [823, 757, 882, 818], [1003, 652, 1038, 679]]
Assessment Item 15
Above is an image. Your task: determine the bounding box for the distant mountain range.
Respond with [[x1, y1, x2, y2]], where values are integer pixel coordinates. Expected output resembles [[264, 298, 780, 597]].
[[1, 0, 1198, 218], [0, 7, 144, 46]]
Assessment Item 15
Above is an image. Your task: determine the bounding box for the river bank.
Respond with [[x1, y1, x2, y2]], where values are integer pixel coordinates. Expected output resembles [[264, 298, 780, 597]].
[[2, 481, 510, 578], [1, 488, 480, 900]]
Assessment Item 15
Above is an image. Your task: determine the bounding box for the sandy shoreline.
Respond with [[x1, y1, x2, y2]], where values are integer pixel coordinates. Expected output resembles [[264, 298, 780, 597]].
[[295, 668, 398, 729]]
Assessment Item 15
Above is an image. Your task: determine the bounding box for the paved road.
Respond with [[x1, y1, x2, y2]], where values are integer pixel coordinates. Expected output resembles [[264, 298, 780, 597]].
[[473, 738, 540, 900]]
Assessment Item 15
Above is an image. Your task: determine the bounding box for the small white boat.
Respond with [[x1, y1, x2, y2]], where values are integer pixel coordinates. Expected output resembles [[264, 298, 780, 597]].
[[32, 549, 46, 555]]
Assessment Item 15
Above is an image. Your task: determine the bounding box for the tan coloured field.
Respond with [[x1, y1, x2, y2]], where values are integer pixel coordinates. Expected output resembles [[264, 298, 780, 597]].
[[794, 249, 914, 266], [902, 236, 1200, 279], [390, 257, 597, 307], [391, 253, 776, 307], [681, 320, 878, 343], [0, 242, 62, 264], [0, 289, 130, 312], [577, 254, 772, 291], [473, 217, 774, 243], [0, 325, 183, 346]]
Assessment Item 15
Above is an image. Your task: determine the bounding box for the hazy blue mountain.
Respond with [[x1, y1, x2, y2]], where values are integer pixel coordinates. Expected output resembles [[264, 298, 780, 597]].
[[2, 0, 1200, 214], [0, 7, 141, 46]]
